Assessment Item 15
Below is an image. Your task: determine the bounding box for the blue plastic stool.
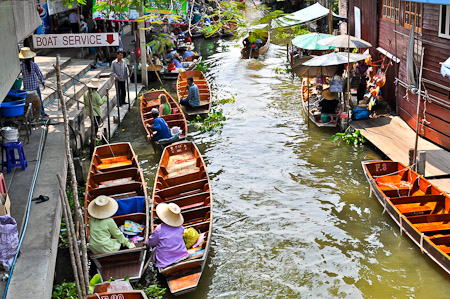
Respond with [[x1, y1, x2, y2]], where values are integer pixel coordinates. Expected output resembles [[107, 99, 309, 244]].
[[1, 142, 27, 173]]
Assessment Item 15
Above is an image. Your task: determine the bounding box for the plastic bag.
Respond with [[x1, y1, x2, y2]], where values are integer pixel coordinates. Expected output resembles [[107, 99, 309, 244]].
[[0, 216, 19, 271], [183, 227, 199, 249]]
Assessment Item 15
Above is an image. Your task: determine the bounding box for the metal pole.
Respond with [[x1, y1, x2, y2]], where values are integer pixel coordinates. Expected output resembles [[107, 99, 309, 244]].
[[346, 33, 350, 113], [412, 47, 425, 169], [134, 59, 138, 103], [394, 0, 398, 115], [115, 81, 121, 127], [127, 77, 130, 111], [106, 91, 111, 141]]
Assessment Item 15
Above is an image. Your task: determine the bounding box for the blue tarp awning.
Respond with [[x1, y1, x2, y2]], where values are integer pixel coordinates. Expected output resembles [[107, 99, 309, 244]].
[[272, 3, 345, 29], [403, 0, 450, 4]]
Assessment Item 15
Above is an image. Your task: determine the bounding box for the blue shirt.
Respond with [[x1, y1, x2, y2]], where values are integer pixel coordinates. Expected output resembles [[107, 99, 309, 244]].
[[151, 117, 172, 140], [166, 50, 176, 59], [173, 58, 183, 69], [183, 51, 195, 59], [185, 83, 200, 107]]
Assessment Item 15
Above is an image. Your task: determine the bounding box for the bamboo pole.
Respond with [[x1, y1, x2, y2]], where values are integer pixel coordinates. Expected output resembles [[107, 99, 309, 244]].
[[58, 188, 83, 299], [54, 55, 89, 294], [88, 89, 96, 155], [147, 51, 163, 85], [413, 47, 425, 169]]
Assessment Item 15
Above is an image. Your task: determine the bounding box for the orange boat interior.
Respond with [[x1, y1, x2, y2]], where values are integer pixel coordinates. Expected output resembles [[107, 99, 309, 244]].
[[177, 71, 211, 107], [152, 142, 212, 294], [141, 91, 187, 138], [85, 143, 148, 281], [365, 161, 450, 255]]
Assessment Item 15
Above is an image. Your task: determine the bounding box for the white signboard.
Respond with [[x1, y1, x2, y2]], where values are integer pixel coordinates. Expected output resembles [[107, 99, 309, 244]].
[[354, 6, 361, 39], [33, 33, 119, 48]]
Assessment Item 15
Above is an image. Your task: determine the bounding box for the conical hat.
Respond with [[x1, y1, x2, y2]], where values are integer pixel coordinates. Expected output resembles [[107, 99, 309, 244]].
[[88, 196, 118, 219], [86, 78, 102, 89], [322, 88, 337, 100], [18, 47, 36, 59], [156, 203, 184, 227]]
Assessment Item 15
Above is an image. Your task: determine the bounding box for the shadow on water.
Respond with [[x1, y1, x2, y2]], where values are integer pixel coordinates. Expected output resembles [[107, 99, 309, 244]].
[[111, 22, 450, 299]]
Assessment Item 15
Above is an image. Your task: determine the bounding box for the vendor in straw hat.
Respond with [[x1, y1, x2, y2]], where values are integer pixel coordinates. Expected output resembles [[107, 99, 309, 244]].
[[146, 203, 189, 268], [18, 47, 49, 117], [318, 88, 339, 114], [183, 45, 196, 60], [87, 196, 135, 254], [83, 78, 109, 136]]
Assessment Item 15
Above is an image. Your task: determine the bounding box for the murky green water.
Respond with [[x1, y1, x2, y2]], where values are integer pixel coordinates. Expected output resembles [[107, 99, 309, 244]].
[[111, 14, 450, 299]]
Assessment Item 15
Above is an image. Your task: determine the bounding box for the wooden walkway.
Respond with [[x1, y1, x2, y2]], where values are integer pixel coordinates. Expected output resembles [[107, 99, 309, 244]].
[[351, 116, 450, 193]]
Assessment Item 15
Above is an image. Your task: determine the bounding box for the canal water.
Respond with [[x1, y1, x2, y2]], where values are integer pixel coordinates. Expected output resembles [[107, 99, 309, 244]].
[[111, 21, 450, 299]]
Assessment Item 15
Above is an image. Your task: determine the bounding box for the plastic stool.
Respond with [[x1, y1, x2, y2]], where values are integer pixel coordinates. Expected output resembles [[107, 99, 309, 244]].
[[1, 142, 27, 173], [0, 173, 6, 194]]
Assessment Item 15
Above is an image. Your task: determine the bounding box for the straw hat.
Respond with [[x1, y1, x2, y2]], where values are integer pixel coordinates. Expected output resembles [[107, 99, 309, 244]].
[[171, 126, 181, 135], [86, 78, 102, 89], [156, 203, 184, 227], [322, 89, 337, 100], [188, 44, 195, 51], [18, 47, 36, 59], [88, 196, 118, 219]]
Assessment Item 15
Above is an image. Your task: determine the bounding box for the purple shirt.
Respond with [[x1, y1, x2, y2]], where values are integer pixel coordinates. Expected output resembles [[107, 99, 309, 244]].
[[147, 223, 188, 268]]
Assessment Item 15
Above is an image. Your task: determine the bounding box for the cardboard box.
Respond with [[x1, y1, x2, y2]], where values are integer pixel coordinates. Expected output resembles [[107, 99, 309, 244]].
[[0, 193, 11, 216]]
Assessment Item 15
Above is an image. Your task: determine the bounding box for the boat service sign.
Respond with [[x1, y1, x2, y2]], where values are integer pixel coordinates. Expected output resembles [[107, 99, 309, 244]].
[[33, 33, 119, 48]]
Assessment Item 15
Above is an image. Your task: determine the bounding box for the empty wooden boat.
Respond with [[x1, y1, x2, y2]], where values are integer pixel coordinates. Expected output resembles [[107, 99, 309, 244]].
[[241, 31, 270, 59], [301, 78, 341, 128], [362, 160, 450, 274], [176, 70, 211, 116], [140, 90, 187, 146], [86, 281, 148, 299], [85, 143, 149, 281], [151, 141, 212, 295]]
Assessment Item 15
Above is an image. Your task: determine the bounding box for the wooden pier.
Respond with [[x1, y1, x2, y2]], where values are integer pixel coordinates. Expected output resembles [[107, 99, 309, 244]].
[[351, 116, 450, 193]]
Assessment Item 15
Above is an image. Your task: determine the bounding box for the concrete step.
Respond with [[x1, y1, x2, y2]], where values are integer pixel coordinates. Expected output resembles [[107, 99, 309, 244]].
[[34, 56, 72, 80]]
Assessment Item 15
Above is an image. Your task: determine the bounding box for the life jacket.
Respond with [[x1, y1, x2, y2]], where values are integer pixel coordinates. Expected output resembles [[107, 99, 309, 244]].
[[168, 62, 176, 71]]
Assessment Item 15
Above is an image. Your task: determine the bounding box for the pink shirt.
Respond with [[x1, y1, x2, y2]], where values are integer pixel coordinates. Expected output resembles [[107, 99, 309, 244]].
[[147, 223, 188, 268]]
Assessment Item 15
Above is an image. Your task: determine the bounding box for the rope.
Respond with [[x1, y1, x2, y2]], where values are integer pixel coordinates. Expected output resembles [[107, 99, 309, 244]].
[[420, 233, 425, 254]]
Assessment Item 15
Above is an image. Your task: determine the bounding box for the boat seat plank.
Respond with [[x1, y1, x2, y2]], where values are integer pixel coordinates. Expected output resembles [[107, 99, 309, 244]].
[[167, 272, 201, 293], [88, 182, 143, 198], [90, 167, 139, 184], [390, 194, 445, 205], [156, 179, 208, 199], [395, 204, 433, 216], [97, 156, 133, 170]]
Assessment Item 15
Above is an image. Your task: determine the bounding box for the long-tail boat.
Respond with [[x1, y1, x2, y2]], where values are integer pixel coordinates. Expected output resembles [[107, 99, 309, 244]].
[[176, 70, 211, 116], [241, 31, 270, 59], [140, 90, 187, 146], [362, 160, 450, 274], [151, 141, 212, 295], [85, 281, 148, 299], [85, 143, 149, 281]]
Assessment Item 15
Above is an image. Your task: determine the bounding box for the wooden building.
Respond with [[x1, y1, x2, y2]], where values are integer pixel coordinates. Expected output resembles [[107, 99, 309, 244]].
[[348, 0, 450, 151]]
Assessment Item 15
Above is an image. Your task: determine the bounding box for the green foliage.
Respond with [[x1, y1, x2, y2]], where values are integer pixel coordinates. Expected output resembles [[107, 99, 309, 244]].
[[89, 274, 102, 294], [134, 283, 166, 299], [273, 65, 292, 74], [331, 127, 366, 146], [59, 186, 85, 248], [215, 96, 236, 105], [189, 109, 226, 132], [194, 61, 209, 73], [145, 33, 174, 54], [52, 282, 77, 299]]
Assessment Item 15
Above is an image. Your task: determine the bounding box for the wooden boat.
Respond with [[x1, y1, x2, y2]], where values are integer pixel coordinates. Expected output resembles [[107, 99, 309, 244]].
[[160, 57, 202, 80], [301, 77, 340, 128], [86, 281, 148, 299], [241, 31, 270, 59], [140, 90, 188, 146], [84, 143, 149, 281], [176, 70, 211, 116], [362, 160, 450, 274], [151, 141, 212, 295], [220, 21, 238, 37]]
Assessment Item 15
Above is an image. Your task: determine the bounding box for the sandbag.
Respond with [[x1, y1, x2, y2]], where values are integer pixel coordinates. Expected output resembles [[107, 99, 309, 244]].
[[0, 215, 19, 271]]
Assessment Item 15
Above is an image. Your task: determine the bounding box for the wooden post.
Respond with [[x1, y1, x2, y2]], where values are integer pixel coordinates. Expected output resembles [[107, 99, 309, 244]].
[[329, 4, 333, 35], [88, 89, 96, 155], [58, 188, 83, 299], [413, 48, 425, 169], [409, 148, 415, 166], [106, 92, 111, 141], [139, 4, 148, 87], [417, 151, 426, 175], [54, 55, 89, 295]]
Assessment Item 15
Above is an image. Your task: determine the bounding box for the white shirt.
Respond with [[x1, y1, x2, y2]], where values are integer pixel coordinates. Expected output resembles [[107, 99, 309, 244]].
[[69, 12, 78, 24]]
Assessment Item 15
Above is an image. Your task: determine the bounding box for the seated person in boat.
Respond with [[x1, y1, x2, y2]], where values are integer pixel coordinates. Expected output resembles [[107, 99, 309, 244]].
[[87, 196, 136, 255], [166, 48, 177, 60], [183, 45, 196, 60], [150, 108, 172, 141], [255, 38, 263, 49], [180, 77, 200, 108], [152, 54, 162, 66], [167, 59, 176, 72], [243, 36, 251, 49], [146, 203, 189, 268], [173, 53, 184, 70], [319, 89, 339, 114], [184, 34, 192, 44], [159, 94, 172, 116]]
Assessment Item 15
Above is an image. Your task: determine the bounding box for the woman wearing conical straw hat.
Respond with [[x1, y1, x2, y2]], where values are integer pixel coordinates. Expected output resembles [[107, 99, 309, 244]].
[[87, 196, 135, 254], [18, 47, 49, 117], [83, 78, 108, 137], [146, 203, 189, 268]]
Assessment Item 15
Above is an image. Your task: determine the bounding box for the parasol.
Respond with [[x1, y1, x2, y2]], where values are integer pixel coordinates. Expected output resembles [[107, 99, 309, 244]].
[[291, 33, 336, 51], [302, 52, 369, 66], [292, 56, 337, 77], [317, 35, 372, 49]]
